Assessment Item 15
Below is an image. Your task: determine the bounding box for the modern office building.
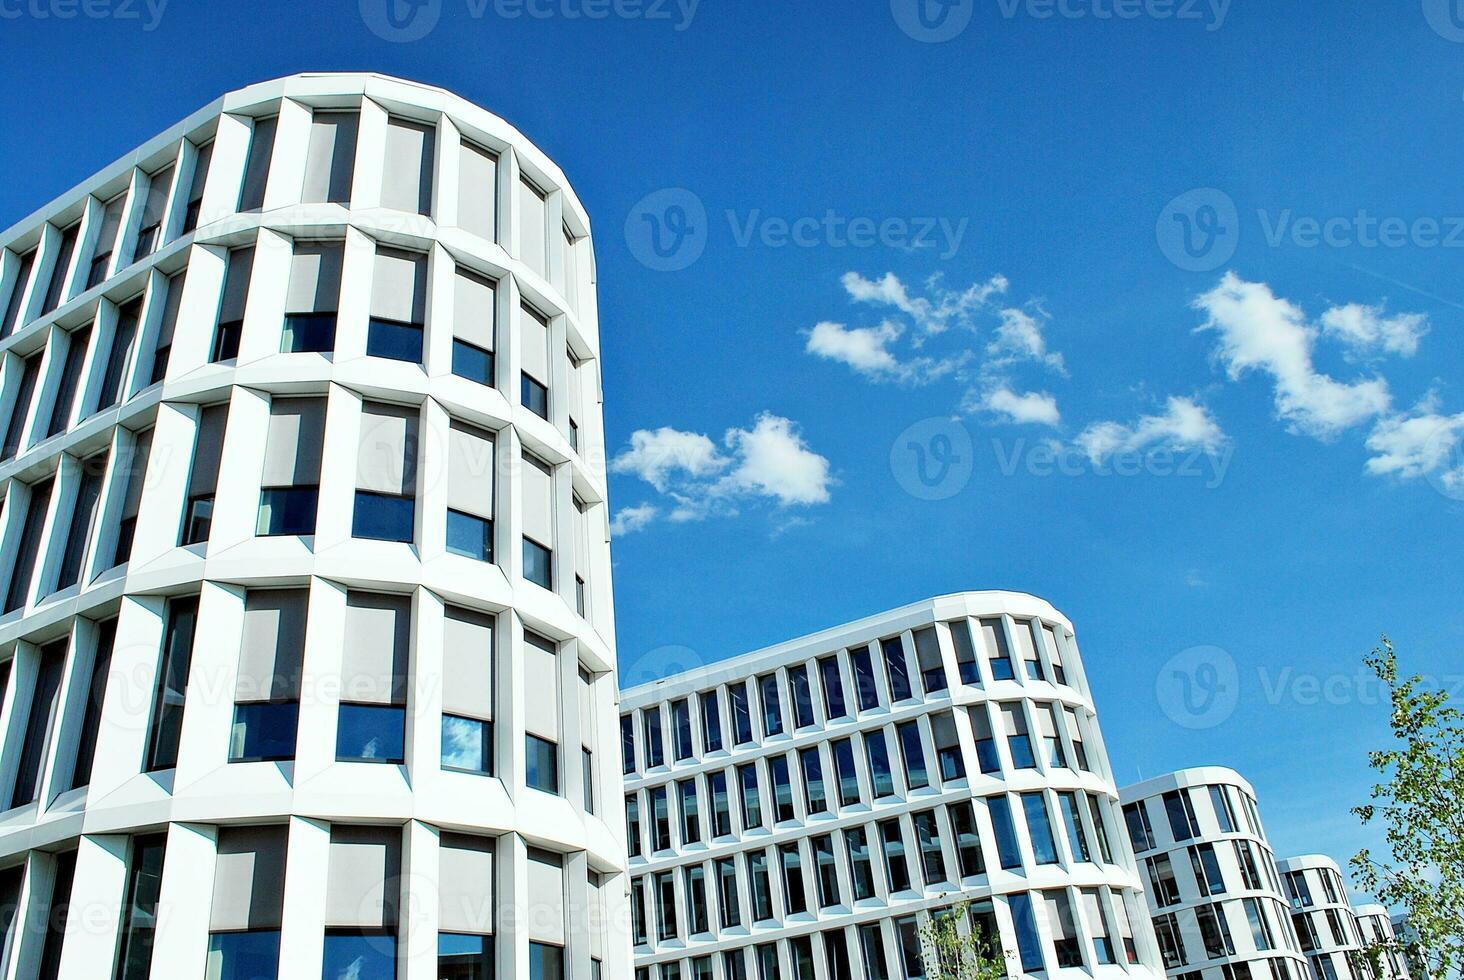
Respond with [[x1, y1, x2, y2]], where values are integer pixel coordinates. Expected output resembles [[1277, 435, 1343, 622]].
[[1119, 769, 1309, 980], [619, 592, 1167, 980], [1388, 915, 1429, 980], [0, 72, 627, 979], [1353, 905, 1409, 980], [1278, 856, 1365, 980]]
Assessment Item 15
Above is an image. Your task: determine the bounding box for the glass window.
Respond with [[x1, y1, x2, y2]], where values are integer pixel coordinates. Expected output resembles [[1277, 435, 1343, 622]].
[[913, 627, 947, 694], [1022, 792, 1060, 865], [322, 932, 397, 980], [818, 656, 847, 719], [2, 352, 41, 461], [68, 618, 116, 791], [864, 729, 895, 798], [913, 810, 946, 885], [812, 834, 839, 908], [1147, 855, 1182, 907], [5, 476, 53, 613], [846, 827, 875, 901], [989, 795, 1023, 870], [789, 663, 816, 728], [881, 636, 913, 702], [832, 738, 860, 807], [1124, 800, 1157, 851], [625, 794, 642, 858], [367, 248, 426, 363], [1165, 789, 1201, 841], [950, 801, 986, 877], [1088, 795, 1115, 863], [36, 850, 78, 980], [800, 747, 827, 815], [851, 647, 880, 709], [716, 857, 740, 929], [980, 618, 1015, 680], [729, 682, 753, 745], [526, 734, 558, 793], [678, 779, 700, 845], [650, 786, 670, 851], [46, 324, 90, 437], [770, 755, 795, 822], [758, 673, 784, 737], [11, 640, 66, 807], [115, 835, 167, 980], [620, 716, 636, 774], [685, 866, 709, 934], [54, 450, 103, 589], [1060, 791, 1092, 863], [897, 720, 929, 790], [1190, 843, 1227, 896], [747, 850, 772, 921], [672, 698, 693, 761], [1197, 903, 1237, 959], [1211, 785, 1238, 833], [709, 770, 732, 837], [699, 690, 722, 753], [643, 707, 665, 768], [207, 931, 281, 980], [1043, 890, 1084, 968], [1009, 892, 1046, 973], [337, 704, 405, 764], [146, 596, 200, 771], [438, 934, 490, 980], [780, 842, 806, 914], [879, 819, 909, 893], [950, 618, 980, 685]]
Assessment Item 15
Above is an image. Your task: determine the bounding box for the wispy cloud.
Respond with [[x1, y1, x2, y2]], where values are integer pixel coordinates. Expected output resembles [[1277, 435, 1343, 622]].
[[610, 413, 834, 534], [1075, 396, 1228, 463], [1320, 303, 1429, 359], [812, 270, 1067, 428]]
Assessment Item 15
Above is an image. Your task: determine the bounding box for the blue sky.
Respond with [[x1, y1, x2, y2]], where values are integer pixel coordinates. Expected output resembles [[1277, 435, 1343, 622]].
[[4, 0, 1462, 900]]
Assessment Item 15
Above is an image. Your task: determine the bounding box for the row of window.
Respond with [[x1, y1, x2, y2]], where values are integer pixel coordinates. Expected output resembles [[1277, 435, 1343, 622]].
[[0, 823, 607, 980], [625, 702, 1100, 858], [0, 584, 602, 816], [631, 789, 1124, 949], [1124, 782, 1266, 854], [1153, 897, 1303, 970], [634, 886, 1146, 979], [0, 98, 588, 354], [0, 235, 596, 476], [1171, 957, 1310, 980], [1145, 834, 1288, 908], [1, 393, 601, 620], [1281, 866, 1350, 912], [621, 615, 1082, 776]]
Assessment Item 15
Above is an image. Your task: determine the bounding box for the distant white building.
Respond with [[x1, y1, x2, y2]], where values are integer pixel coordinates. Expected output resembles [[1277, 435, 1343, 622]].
[[1354, 905, 1409, 980], [0, 72, 626, 979], [1278, 855, 1366, 980], [1119, 768, 1310, 980], [619, 592, 1168, 980]]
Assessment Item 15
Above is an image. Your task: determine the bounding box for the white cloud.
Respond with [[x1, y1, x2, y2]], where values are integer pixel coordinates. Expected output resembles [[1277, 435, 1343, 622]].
[[981, 386, 1061, 426], [840, 270, 1008, 335], [805, 320, 906, 378], [719, 414, 833, 506], [1193, 273, 1393, 439], [987, 307, 1065, 372], [608, 427, 727, 491], [1364, 406, 1464, 484], [610, 414, 833, 529], [1320, 303, 1429, 358], [1075, 396, 1227, 463], [609, 503, 661, 536]]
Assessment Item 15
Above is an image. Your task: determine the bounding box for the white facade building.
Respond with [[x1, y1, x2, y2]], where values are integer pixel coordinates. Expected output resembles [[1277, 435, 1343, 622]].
[[0, 72, 628, 980], [1277, 856, 1365, 980], [1119, 769, 1309, 980], [1353, 905, 1408, 980], [619, 592, 1167, 980]]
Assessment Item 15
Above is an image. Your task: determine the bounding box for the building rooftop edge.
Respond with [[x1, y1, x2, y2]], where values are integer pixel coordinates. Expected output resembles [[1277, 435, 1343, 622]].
[[619, 589, 1070, 702], [1, 71, 586, 246], [1119, 766, 1256, 801]]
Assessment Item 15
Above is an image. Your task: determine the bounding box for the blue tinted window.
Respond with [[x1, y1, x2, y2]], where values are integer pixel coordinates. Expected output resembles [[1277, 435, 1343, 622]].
[[258, 487, 318, 536], [208, 931, 281, 980], [530, 941, 565, 980], [367, 319, 422, 363], [282, 313, 336, 353], [1022, 792, 1059, 865], [336, 704, 405, 763], [1009, 893, 1046, 973], [439, 934, 491, 980], [523, 538, 552, 589], [322, 932, 396, 980], [230, 702, 298, 762], [447, 511, 492, 561], [526, 734, 558, 793], [353, 492, 414, 542], [851, 649, 880, 710], [882, 637, 913, 702], [442, 715, 490, 773], [522, 374, 549, 419], [989, 795, 1023, 870], [452, 340, 493, 386]]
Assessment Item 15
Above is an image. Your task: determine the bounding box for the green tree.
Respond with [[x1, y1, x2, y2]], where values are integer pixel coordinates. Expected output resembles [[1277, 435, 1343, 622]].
[[1352, 637, 1464, 980], [917, 901, 1011, 980]]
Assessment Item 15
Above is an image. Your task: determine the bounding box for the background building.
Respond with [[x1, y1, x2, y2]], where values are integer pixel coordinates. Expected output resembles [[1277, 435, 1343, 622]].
[[1278, 856, 1366, 980], [0, 72, 626, 979], [619, 591, 1166, 980], [1354, 905, 1409, 980], [1119, 768, 1310, 980]]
